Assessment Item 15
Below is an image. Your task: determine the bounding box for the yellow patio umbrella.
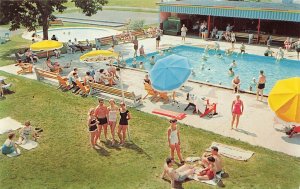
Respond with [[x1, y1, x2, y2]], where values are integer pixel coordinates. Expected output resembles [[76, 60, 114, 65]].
[[30, 40, 63, 51], [80, 50, 119, 63], [268, 77, 300, 123]]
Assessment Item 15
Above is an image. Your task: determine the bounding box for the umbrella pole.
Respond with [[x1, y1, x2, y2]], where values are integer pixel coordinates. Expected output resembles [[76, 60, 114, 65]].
[[117, 57, 128, 140]]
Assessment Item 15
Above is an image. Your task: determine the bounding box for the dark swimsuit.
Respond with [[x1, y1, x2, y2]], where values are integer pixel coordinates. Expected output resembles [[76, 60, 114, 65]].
[[119, 110, 129, 125], [258, 83, 265, 89], [89, 119, 97, 132], [98, 117, 108, 125]]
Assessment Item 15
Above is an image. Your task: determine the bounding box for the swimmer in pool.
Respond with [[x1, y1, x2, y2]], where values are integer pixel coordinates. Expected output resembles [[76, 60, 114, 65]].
[[216, 53, 224, 60], [228, 67, 234, 77], [225, 48, 233, 56], [230, 60, 237, 68], [201, 64, 205, 70], [204, 45, 209, 54], [213, 42, 220, 52], [149, 56, 155, 65]]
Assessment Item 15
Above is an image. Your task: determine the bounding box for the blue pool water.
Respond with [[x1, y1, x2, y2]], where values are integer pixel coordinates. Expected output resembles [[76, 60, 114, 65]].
[[125, 45, 300, 94]]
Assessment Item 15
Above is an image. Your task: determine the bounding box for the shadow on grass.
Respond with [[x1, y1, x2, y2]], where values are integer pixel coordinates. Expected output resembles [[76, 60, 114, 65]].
[[161, 177, 184, 189], [124, 141, 152, 159], [94, 145, 110, 156], [100, 140, 122, 151]]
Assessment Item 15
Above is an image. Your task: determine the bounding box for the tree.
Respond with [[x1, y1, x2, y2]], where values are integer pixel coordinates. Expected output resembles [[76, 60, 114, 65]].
[[0, 0, 108, 40]]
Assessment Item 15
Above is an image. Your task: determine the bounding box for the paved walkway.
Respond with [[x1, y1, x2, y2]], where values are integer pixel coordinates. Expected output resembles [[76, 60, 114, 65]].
[[1, 35, 299, 157], [57, 10, 159, 26]]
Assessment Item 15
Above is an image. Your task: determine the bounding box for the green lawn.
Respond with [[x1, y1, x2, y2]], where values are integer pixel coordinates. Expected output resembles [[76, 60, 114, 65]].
[[0, 71, 299, 189]]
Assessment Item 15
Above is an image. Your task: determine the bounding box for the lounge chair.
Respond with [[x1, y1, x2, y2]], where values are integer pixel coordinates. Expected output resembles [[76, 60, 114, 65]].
[[158, 92, 169, 103], [143, 83, 158, 101], [199, 101, 218, 118], [17, 63, 33, 75], [75, 80, 90, 97], [57, 75, 70, 90], [286, 125, 300, 138]]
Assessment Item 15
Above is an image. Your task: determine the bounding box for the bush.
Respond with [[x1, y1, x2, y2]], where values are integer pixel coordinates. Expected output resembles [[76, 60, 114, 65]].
[[128, 20, 145, 31]]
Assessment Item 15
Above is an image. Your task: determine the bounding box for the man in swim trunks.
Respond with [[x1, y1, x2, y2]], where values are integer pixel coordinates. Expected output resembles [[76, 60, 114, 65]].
[[201, 146, 223, 174], [256, 70, 266, 101], [94, 98, 109, 143]]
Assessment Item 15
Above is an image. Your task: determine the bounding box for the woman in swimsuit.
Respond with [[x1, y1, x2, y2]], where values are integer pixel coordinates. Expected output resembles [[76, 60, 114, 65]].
[[87, 108, 98, 148], [83, 71, 94, 86], [231, 94, 244, 129], [108, 99, 118, 145], [117, 102, 131, 145], [197, 156, 216, 180], [167, 119, 184, 164]]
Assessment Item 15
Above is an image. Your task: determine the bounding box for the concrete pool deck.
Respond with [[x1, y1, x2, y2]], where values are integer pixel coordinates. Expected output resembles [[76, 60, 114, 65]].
[[1, 35, 299, 157]]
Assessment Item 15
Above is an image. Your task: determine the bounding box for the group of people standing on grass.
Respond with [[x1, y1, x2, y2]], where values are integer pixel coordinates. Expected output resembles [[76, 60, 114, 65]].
[[87, 98, 131, 148]]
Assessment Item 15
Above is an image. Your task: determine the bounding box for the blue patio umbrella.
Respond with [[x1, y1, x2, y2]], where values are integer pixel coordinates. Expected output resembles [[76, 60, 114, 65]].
[[150, 54, 191, 92]]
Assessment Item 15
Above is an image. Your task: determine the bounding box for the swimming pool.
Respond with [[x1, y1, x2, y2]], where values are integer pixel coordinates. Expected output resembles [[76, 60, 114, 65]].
[[125, 45, 300, 94], [26, 27, 119, 42]]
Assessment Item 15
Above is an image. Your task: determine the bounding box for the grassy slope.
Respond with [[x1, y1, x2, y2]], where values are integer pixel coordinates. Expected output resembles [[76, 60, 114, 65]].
[[0, 72, 299, 189]]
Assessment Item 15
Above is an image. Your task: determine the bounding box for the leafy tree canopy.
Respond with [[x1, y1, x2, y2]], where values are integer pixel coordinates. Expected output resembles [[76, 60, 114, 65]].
[[0, 0, 108, 39]]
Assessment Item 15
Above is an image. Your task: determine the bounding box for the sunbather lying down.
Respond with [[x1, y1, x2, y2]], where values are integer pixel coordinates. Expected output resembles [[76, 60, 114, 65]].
[[161, 157, 218, 186]]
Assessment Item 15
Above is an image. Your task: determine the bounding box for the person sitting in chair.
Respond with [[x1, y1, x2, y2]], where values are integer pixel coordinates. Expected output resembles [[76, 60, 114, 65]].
[[99, 69, 114, 86]]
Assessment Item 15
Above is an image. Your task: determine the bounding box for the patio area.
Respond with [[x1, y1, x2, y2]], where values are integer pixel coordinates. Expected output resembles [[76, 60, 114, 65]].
[[1, 35, 299, 157]]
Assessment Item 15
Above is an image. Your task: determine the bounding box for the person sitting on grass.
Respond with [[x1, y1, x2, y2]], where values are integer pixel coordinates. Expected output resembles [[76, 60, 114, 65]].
[[201, 146, 223, 175], [197, 156, 216, 180], [161, 157, 196, 183], [1, 133, 19, 155], [17, 121, 38, 145]]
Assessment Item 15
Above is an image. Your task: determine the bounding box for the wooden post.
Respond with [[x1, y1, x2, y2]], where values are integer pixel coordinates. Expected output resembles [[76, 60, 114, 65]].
[[257, 18, 261, 44], [207, 15, 211, 38]]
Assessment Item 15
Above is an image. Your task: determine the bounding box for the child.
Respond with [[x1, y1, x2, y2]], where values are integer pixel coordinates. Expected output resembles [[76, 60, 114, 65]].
[[2, 133, 19, 155], [18, 121, 38, 145], [230, 60, 237, 68], [150, 56, 155, 65], [249, 78, 257, 91], [139, 62, 145, 70], [132, 58, 137, 68]]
